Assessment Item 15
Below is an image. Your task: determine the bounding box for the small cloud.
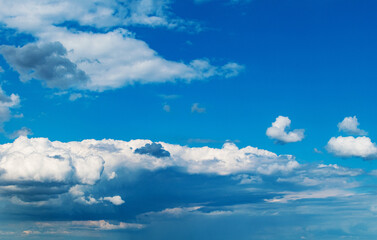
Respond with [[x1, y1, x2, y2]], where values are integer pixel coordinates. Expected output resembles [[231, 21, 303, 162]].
[[102, 196, 125, 206], [191, 103, 206, 113], [232, 174, 262, 184], [187, 138, 217, 144], [338, 116, 367, 135], [266, 116, 304, 144], [162, 104, 171, 112], [69, 93, 83, 101], [134, 143, 171, 158], [108, 172, 117, 180], [23, 230, 40, 235], [13, 113, 23, 118], [314, 148, 322, 154], [71, 220, 143, 230], [326, 136, 377, 159], [9, 127, 32, 139], [0, 66, 4, 73]]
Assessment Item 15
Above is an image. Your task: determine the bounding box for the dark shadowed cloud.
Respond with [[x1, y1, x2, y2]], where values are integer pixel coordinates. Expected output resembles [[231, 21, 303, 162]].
[[135, 143, 171, 158], [0, 42, 89, 89]]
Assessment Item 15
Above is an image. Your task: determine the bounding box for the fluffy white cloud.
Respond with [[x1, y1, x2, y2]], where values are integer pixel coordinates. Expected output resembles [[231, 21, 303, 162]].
[[0, 136, 298, 182], [266, 116, 304, 143], [338, 116, 367, 135], [327, 136, 377, 159], [0, 0, 196, 31], [0, 0, 243, 91], [102, 196, 125, 205], [0, 136, 299, 205]]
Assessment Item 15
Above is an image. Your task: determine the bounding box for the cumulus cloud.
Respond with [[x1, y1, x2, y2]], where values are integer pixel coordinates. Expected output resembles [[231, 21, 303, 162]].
[[0, 136, 299, 205], [0, 42, 89, 89], [0, 0, 243, 91], [135, 143, 171, 158], [326, 136, 377, 159], [266, 116, 304, 144], [338, 116, 367, 135], [102, 196, 125, 206]]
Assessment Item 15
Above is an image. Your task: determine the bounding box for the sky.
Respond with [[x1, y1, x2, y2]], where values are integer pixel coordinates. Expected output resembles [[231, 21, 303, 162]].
[[0, 0, 376, 239]]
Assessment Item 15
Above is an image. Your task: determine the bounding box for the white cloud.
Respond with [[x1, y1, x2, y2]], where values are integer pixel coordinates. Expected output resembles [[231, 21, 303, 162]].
[[266, 116, 304, 143], [142, 206, 203, 218], [338, 116, 367, 135], [0, 87, 20, 128], [69, 93, 83, 101], [0, 0, 197, 32], [162, 104, 171, 112], [191, 103, 206, 113], [102, 196, 125, 206], [0, 0, 243, 91], [72, 220, 144, 230], [9, 127, 33, 139], [0, 136, 299, 205], [0, 137, 298, 181], [265, 189, 354, 203], [326, 136, 377, 159], [40, 220, 144, 231]]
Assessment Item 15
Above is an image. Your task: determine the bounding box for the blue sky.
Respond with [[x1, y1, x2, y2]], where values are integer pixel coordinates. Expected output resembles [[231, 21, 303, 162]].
[[0, 0, 377, 239]]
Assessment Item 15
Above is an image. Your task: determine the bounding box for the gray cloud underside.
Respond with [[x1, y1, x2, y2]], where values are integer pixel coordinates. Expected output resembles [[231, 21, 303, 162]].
[[0, 42, 88, 89]]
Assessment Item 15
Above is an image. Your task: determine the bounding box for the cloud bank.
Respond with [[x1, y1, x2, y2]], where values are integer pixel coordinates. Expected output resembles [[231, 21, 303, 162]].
[[0, 136, 298, 206]]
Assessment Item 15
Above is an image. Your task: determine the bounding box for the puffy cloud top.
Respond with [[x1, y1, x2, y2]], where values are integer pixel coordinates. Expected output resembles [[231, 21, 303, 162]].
[[0, 0, 243, 91], [327, 136, 377, 159], [0, 137, 298, 205], [266, 116, 304, 144], [338, 116, 367, 135]]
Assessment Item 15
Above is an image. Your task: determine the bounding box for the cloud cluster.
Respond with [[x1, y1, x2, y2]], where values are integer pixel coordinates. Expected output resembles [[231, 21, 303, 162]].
[[327, 116, 377, 159], [0, 136, 298, 205], [266, 116, 304, 144], [0, 0, 243, 91]]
